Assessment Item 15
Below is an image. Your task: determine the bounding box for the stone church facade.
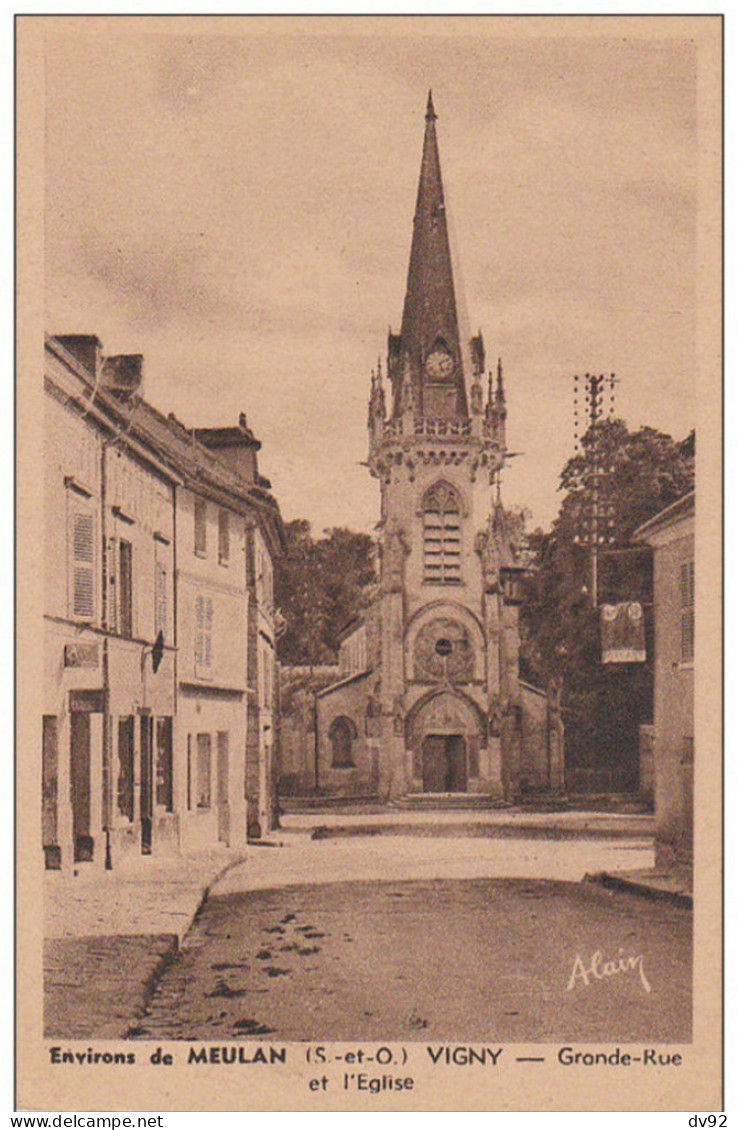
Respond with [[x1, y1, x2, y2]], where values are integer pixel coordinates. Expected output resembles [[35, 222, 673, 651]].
[[279, 96, 564, 805]]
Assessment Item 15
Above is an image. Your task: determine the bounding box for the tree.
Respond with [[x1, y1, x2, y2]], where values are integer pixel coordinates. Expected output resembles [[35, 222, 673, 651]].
[[521, 421, 694, 790], [274, 521, 377, 665]]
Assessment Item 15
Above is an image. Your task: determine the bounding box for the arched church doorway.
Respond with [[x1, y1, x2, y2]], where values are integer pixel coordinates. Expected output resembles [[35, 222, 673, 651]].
[[407, 690, 483, 795], [421, 733, 467, 793]]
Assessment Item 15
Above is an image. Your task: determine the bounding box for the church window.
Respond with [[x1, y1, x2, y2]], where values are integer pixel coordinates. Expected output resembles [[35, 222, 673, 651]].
[[423, 483, 461, 583], [329, 716, 357, 768], [414, 618, 474, 684]]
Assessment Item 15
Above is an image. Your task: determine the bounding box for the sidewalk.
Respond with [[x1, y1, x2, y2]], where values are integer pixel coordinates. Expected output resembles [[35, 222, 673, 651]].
[[591, 864, 693, 908], [216, 824, 656, 896], [44, 848, 245, 1039], [280, 808, 654, 841]]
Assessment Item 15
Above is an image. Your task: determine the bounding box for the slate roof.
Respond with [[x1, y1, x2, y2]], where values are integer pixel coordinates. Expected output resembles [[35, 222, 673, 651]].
[[46, 333, 285, 556]]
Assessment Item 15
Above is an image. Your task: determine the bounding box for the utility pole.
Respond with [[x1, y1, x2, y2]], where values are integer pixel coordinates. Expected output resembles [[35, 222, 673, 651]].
[[571, 373, 617, 608]]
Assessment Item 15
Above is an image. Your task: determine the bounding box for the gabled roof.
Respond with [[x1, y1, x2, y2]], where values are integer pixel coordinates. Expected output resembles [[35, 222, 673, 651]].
[[632, 491, 695, 542]]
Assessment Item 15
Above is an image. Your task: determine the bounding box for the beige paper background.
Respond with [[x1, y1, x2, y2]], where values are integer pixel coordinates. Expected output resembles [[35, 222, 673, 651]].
[[16, 13, 723, 1112]]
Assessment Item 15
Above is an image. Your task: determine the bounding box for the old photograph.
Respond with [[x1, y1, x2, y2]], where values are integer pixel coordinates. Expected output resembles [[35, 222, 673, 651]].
[[17, 13, 722, 1113]]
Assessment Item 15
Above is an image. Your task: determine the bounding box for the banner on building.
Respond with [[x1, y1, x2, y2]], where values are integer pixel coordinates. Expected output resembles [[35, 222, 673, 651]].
[[600, 601, 646, 663]]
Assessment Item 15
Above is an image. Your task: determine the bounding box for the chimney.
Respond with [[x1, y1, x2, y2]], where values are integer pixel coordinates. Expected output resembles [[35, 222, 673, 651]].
[[101, 354, 144, 399], [195, 417, 262, 485], [55, 335, 103, 379]]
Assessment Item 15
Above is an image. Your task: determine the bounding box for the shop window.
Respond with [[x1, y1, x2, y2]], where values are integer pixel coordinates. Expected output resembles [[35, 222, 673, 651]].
[[156, 717, 173, 812], [196, 733, 212, 809], [42, 716, 60, 868], [117, 716, 135, 821]]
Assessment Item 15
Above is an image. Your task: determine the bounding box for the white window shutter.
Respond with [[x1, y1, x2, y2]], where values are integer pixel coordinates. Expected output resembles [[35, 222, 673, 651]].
[[71, 512, 95, 620]]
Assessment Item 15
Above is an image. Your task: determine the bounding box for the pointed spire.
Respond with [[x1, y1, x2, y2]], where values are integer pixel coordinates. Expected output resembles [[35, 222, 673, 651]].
[[392, 94, 468, 419], [496, 357, 506, 405], [485, 370, 495, 421]]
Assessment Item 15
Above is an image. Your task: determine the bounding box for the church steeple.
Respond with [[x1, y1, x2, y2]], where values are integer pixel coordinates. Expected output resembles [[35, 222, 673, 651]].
[[390, 93, 468, 420]]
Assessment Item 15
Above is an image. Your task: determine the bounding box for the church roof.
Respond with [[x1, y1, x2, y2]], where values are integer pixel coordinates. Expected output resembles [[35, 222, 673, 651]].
[[393, 92, 469, 419]]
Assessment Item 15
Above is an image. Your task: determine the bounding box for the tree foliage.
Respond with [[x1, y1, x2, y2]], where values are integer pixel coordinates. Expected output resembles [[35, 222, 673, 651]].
[[274, 521, 377, 665], [521, 421, 694, 788]]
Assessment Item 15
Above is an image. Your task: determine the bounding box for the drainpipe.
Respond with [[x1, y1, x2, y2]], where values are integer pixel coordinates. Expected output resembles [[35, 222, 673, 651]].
[[100, 440, 112, 869], [172, 485, 178, 843], [99, 401, 141, 870], [312, 677, 320, 794]]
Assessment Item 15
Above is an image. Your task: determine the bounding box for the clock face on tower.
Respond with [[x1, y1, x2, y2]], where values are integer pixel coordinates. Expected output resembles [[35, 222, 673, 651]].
[[425, 348, 455, 382]]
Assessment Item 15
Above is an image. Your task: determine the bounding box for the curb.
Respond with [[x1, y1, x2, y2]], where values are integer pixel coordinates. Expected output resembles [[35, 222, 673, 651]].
[[125, 852, 248, 1036], [588, 870, 693, 909], [191, 852, 249, 927], [126, 935, 180, 1038], [309, 822, 653, 842]]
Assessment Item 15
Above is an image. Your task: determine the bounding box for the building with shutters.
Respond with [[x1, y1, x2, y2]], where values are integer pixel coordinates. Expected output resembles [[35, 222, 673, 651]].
[[180, 419, 285, 845], [44, 335, 178, 871], [634, 491, 695, 864], [279, 96, 564, 805], [43, 334, 284, 871]]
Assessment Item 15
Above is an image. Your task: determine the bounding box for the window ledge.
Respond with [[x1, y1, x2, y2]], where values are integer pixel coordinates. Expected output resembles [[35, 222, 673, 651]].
[[64, 475, 93, 498], [112, 505, 135, 526]]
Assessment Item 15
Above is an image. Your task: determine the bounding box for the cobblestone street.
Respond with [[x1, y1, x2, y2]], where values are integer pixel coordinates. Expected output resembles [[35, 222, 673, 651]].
[[43, 824, 693, 1042], [132, 875, 691, 1044]]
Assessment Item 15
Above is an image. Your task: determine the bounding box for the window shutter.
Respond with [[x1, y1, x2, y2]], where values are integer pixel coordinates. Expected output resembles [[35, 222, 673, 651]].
[[204, 597, 213, 671], [106, 536, 118, 632], [71, 512, 95, 620], [155, 561, 167, 639], [195, 594, 213, 677], [680, 560, 695, 664], [218, 509, 230, 563], [118, 540, 133, 639], [194, 497, 207, 556], [195, 595, 204, 670]]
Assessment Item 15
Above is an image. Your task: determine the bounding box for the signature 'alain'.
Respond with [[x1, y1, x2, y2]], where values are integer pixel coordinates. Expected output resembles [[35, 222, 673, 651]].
[[566, 948, 652, 993]]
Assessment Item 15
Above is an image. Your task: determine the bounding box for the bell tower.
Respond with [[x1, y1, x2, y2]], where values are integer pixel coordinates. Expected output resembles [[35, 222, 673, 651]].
[[368, 94, 518, 801]]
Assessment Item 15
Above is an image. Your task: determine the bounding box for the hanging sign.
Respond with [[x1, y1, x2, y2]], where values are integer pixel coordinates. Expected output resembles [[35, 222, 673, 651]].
[[600, 601, 646, 664]]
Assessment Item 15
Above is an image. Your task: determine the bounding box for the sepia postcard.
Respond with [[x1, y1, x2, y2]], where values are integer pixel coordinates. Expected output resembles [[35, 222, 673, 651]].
[[16, 13, 723, 1114]]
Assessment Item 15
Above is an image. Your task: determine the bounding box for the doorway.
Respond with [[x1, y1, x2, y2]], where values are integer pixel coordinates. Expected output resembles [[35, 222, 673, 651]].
[[216, 731, 230, 844], [421, 734, 467, 793], [70, 712, 93, 862], [140, 714, 153, 855]]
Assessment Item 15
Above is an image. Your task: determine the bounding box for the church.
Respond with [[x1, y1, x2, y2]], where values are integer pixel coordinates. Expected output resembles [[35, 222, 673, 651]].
[[279, 95, 564, 805]]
